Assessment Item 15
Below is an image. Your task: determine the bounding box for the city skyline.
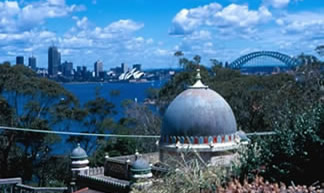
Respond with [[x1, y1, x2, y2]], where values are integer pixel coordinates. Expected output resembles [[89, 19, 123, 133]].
[[0, 0, 323, 69]]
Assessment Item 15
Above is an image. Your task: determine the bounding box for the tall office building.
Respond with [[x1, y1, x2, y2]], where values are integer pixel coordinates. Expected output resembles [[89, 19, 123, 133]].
[[16, 56, 24, 65], [48, 46, 61, 76], [62, 61, 73, 77], [133, 64, 141, 71], [121, 63, 128, 73], [58, 52, 61, 69], [94, 60, 103, 77], [28, 56, 36, 70]]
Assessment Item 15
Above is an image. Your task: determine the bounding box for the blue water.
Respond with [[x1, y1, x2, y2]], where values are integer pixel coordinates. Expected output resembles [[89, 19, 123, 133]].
[[53, 81, 164, 154], [1, 81, 164, 155], [62, 81, 163, 120]]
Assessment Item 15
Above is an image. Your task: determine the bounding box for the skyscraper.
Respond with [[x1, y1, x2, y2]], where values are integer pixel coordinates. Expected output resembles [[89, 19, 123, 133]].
[[16, 56, 24, 65], [48, 46, 60, 76], [28, 56, 36, 70], [133, 64, 141, 71], [62, 61, 73, 77], [94, 60, 103, 77], [58, 52, 61, 69], [121, 63, 128, 73]]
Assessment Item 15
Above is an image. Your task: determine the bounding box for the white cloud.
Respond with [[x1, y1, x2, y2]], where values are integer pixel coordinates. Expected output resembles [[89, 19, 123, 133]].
[[0, 0, 85, 64], [186, 30, 211, 40], [146, 38, 154, 44], [66, 19, 144, 43], [0, 1, 20, 32], [59, 36, 93, 48], [204, 42, 213, 47], [154, 48, 171, 56], [263, 0, 290, 8], [0, 0, 85, 33], [0, 30, 55, 45], [276, 12, 324, 40], [48, 0, 66, 6], [239, 48, 261, 55], [0, 1, 20, 15], [104, 19, 144, 34], [211, 4, 272, 28], [0, 1, 19, 19], [44, 17, 165, 69], [169, 3, 272, 37], [0, 29, 56, 62], [276, 18, 284, 25], [169, 3, 222, 35], [76, 16, 89, 29], [124, 36, 146, 50]]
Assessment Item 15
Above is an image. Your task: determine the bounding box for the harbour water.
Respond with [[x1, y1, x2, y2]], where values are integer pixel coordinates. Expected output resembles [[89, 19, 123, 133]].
[[62, 81, 164, 120], [52, 81, 165, 154]]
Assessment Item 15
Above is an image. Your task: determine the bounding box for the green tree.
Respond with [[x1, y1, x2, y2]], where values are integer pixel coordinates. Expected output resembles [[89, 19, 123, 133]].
[[146, 87, 159, 100], [0, 64, 78, 185], [122, 100, 161, 152], [261, 104, 323, 184], [156, 54, 324, 184], [210, 58, 222, 67], [67, 95, 116, 154], [174, 51, 184, 68], [91, 99, 161, 166]]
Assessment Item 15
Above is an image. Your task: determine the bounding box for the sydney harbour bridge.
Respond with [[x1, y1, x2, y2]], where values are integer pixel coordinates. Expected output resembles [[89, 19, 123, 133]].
[[229, 51, 301, 71]]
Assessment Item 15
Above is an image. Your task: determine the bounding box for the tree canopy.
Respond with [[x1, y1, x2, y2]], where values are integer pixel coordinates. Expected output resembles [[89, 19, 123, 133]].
[[156, 52, 324, 184]]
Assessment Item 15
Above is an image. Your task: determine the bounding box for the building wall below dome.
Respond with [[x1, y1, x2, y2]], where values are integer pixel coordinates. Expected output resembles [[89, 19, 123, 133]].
[[159, 148, 237, 166]]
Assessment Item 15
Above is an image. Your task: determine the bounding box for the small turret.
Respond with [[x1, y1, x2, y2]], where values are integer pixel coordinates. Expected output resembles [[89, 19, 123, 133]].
[[70, 144, 89, 192], [130, 152, 152, 190]]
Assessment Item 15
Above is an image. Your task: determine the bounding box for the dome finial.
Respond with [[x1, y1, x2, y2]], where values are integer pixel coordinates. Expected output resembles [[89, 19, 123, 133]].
[[196, 67, 201, 81], [188, 66, 208, 89], [105, 152, 109, 159], [135, 149, 140, 160]]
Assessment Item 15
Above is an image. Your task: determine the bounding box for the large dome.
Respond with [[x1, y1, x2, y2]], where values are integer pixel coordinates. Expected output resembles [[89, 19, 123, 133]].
[[161, 76, 237, 138]]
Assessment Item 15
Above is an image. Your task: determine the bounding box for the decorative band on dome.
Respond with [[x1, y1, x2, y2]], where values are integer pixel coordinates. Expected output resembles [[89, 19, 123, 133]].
[[160, 134, 236, 145]]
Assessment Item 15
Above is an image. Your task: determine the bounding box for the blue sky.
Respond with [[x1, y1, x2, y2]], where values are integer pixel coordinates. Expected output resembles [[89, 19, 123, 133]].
[[0, 0, 323, 70]]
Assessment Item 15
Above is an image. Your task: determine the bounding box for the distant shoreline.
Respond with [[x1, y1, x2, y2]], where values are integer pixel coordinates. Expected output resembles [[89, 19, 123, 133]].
[[60, 80, 157, 85], [60, 81, 99, 85]]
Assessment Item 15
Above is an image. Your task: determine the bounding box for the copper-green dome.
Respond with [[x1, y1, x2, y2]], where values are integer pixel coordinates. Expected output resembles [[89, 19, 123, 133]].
[[131, 159, 150, 171], [161, 76, 237, 137], [70, 143, 88, 160]]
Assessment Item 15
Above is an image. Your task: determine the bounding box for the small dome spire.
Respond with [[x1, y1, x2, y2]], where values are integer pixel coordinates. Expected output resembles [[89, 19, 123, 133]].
[[105, 152, 109, 159], [188, 68, 208, 89], [195, 68, 202, 80], [135, 149, 140, 160]]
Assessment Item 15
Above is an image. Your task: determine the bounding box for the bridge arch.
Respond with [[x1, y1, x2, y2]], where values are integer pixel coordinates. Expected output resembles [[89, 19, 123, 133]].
[[230, 51, 300, 69]]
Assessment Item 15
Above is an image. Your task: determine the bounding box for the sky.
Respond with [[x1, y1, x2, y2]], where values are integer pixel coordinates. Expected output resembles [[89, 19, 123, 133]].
[[0, 0, 323, 70]]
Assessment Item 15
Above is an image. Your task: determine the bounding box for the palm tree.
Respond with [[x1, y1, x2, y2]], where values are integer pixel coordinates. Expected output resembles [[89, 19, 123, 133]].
[[174, 51, 185, 68]]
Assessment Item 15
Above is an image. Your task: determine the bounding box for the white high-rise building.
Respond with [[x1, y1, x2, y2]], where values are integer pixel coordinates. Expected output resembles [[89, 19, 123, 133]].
[[94, 60, 103, 77]]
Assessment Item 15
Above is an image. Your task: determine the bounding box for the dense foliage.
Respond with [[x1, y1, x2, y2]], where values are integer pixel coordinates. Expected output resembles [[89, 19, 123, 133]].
[[0, 64, 160, 184], [157, 53, 323, 184], [0, 49, 322, 187], [0, 64, 78, 185]]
